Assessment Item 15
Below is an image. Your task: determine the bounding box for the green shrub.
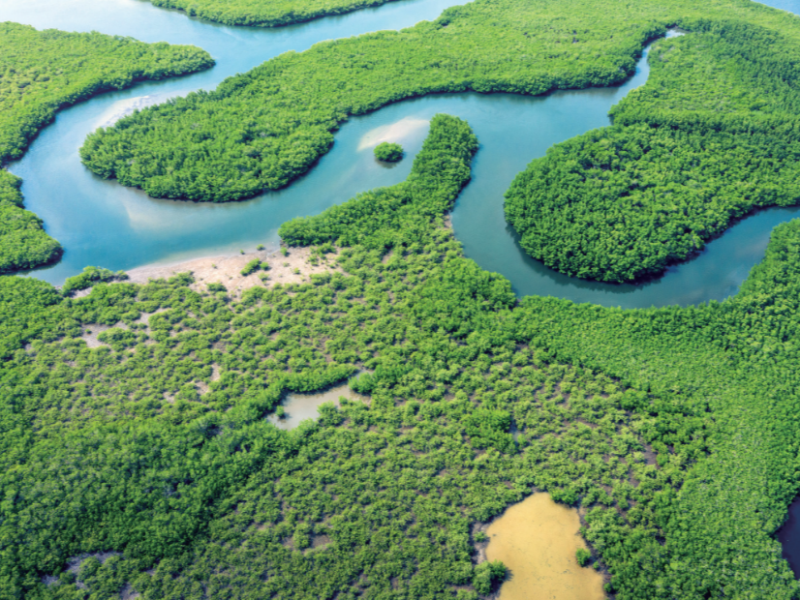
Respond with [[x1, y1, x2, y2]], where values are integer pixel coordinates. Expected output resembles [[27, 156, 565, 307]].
[[374, 142, 403, 162], [576, 548, 591, 567], [473, 561, 507, 595], [62, 266, 126, 296], [241, 259, 264, 276], [146, 0, 400, 28]]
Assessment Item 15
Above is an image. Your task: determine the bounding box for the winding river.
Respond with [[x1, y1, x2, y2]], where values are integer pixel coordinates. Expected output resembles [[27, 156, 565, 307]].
[[0, 0, 797, 309]]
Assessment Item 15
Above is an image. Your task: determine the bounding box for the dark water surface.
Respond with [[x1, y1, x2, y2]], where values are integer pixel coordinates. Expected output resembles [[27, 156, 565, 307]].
[[0, 0, 798, 307], [778, 496, 800, 577]]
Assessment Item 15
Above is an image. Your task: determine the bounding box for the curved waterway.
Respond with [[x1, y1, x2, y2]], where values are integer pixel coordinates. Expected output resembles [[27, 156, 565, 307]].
[[1, 0, 798, 309]]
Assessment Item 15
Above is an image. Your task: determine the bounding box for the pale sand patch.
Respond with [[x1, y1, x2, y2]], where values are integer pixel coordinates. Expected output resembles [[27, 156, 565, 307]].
[[126, 247, 342, 299], [120, 583, 141, 600], [80, 323, 128, 348], [95, 93, 178, 129], [357, 117, 429, 151]]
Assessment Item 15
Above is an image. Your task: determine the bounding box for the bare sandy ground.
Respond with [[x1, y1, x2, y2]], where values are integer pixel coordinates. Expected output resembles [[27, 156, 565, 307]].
[[125, 246, 341, 299]]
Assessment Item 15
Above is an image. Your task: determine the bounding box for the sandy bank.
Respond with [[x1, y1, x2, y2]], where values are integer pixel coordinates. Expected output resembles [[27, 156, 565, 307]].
[[126, 246, 341, 298]]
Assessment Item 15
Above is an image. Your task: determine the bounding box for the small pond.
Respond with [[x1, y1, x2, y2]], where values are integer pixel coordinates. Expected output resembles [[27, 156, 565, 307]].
[[266, 383, 368, 430], [485, 493, 604, 600]]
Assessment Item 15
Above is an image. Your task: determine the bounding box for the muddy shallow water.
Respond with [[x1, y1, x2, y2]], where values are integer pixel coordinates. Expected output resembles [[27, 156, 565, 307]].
[[485, 494, 604, 600], [266, 383, 368, 430]]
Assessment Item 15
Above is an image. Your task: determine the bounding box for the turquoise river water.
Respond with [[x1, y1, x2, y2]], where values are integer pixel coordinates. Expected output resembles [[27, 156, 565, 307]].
[[0, 0, 797, 308]]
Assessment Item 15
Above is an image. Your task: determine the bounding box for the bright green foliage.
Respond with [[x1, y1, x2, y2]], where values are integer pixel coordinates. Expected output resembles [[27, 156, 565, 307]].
[[576, 547, 591, 567], [472, 560, 507, 595], [374, 141, 403, 162], [0, 22, 213, 273], [146, 0, 402, 27], [0, 117, 711, 600], [0, 170, 61, 273], [62, 266, 128, 296], [506, 19, 800, 281], [241, 258, 267, 276], [9, 5, 800, 598], [4, 113, 794, 600]]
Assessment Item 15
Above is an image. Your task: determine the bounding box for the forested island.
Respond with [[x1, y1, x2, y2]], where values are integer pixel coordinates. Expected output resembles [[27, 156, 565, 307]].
[[0, 22, 212, 273], [3, 0, 800, 598], [144, 0, 403, 28], [505, 20, 800, 282]]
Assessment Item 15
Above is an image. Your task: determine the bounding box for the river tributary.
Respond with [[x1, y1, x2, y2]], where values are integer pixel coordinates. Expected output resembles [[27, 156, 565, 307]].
[[0, 0, 796, 308]]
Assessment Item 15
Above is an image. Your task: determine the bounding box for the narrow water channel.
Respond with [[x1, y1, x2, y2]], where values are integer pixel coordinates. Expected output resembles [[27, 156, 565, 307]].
[[1, 0, 799, 309]]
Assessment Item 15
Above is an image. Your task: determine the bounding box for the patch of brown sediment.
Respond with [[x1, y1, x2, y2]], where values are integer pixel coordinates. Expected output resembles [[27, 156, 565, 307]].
[[126, 247, 341, 298], [311, 534, 332, 550], [485, 493, 604, 600]]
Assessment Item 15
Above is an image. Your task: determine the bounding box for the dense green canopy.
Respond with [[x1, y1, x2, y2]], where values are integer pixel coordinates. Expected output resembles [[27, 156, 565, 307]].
[[374, 142, 403, 162], [145, 0, 404, 27], [0, 170, 61, 273]]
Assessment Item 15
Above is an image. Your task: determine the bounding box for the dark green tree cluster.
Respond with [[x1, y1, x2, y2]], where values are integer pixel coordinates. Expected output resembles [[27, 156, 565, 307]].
[[374, 142, 403, 162], [145, 0, 403, 28], [0, 170, 61, 273], [506, 19, 800, 281], [0, 117, 721, 600], [0, 22, 214, 274]]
